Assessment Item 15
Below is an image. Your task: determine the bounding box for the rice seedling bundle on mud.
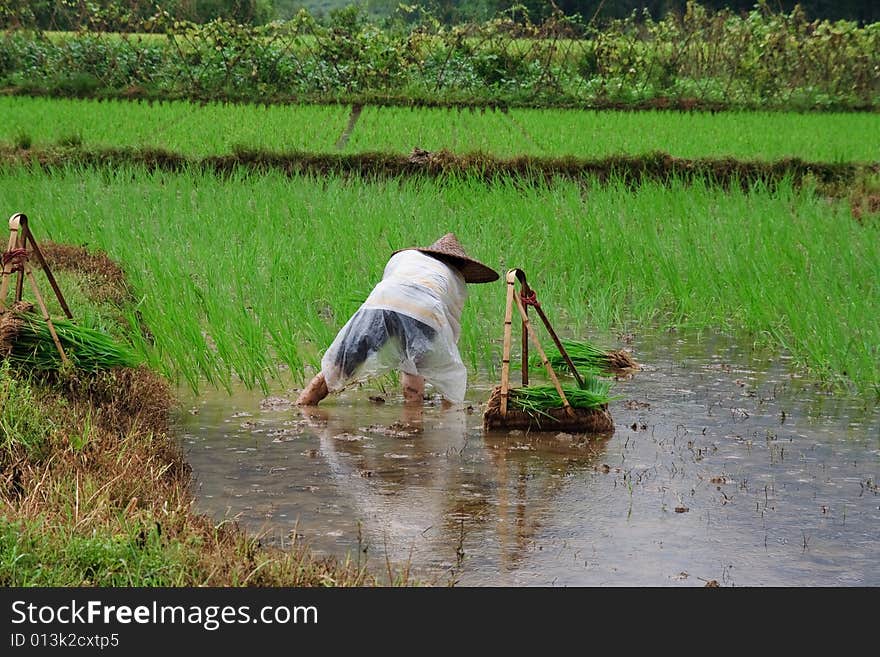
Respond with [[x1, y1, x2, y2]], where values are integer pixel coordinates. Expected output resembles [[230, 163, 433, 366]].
[[484, 379, 616, 433], [0, 213, 139, 373], [483, 269, 616, 435], [0, 302, 140, 372]]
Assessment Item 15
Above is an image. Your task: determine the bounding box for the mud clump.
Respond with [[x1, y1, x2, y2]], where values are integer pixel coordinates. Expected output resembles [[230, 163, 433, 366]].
[[850, 192, 880, 223], [53, 365, 175, 437], [0, 301, 34, 356], [259, 396, 294, 411], [605, 349, 639, 371], [483, 385, 615, 434]]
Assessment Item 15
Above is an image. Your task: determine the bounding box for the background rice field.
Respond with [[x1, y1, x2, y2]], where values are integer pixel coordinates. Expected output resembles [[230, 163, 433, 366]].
[[2, 97, 879, 162], [3, 166, 877, 396]]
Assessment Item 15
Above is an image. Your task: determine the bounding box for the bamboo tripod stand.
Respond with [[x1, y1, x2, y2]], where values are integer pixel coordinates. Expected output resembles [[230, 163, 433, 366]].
[[484, 268, 614, 433], [0, 213, 72, 364], [497, 268, 585, 419]]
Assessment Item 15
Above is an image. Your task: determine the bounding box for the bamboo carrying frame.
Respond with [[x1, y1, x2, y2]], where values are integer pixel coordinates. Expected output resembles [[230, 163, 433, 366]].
[[483, 268, 614, 434], [0, 213, 72, 364]]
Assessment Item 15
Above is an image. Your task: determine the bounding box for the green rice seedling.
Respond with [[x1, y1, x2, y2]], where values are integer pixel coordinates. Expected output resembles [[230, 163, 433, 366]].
[[2, 313, 141, 372], [531, 338, 636, 375], [1, 167, 876, 395], [508, 377, 615, 417], [57, 132, 83, 148], [13, 130, 31, 150], [344, 105, 532, 157]]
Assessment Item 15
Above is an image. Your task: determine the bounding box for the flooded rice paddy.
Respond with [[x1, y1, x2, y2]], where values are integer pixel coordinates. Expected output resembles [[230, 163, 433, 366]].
[[177, 330, 879, 586]]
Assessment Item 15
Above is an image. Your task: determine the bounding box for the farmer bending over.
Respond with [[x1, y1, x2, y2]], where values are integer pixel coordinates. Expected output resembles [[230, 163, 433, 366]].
[[296, 233, 498, 406]]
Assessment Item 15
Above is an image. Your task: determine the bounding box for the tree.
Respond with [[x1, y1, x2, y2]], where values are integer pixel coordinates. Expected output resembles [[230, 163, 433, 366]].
[[494, 1, 879, 24]]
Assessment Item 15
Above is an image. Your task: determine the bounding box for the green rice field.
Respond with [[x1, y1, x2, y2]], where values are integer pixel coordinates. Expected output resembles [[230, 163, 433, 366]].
[[0, 98, 349, 155], [348, 106, 880, 161], [2, 97, 879, 162], [3, 166, 877, 395]]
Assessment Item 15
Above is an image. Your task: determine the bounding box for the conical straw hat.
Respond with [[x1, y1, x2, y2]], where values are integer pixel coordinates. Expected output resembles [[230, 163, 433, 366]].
[[394, 233, 499, 283]]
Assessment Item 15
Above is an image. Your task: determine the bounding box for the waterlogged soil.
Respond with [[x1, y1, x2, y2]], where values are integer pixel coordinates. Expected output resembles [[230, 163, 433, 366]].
[[176, 331, 879, 586]]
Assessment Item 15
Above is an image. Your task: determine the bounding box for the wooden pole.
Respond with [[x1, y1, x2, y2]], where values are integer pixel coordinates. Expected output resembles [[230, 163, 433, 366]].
[[0, 214, 21, 310], [20, 215, 73, 319], [520, 279, 529, 387], [14, 258, 24, 302], [513, 290, 575, 417], [24, 263, 69, 365], [499, 269, 517, 417], [531, 302, 585, 390]]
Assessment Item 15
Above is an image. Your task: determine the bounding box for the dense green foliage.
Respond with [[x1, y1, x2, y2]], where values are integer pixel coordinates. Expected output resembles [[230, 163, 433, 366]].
[[0, 3, 876, 109], [3, 1, 877, 29], [0, 167, 875, 395], [0, 0, 274, 30], [514, 1, 880, 24]]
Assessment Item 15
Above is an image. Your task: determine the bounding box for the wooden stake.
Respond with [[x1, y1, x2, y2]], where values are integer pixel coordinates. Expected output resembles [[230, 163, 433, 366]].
[[0, 214, 21, 310], [531, 301, 585, 390], [14, 260, 24, 302], [21, 216, 73, 319], [520, 279, 529, 387], [1, 213, 70, 364], [499, 270, 516, 417], [24, 263, 69, 365]]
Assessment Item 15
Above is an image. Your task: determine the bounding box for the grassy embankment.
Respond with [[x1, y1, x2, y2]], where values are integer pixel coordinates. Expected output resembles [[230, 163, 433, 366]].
[[0, 247, 406, 585], [0, 169, 875, 397]]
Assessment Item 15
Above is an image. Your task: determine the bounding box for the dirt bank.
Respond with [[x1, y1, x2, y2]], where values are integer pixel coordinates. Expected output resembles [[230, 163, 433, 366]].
[[0, 145, 868, 192]]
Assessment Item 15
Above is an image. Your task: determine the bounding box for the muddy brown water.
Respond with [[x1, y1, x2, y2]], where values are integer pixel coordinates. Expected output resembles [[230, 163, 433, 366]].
[[177, 330, 879, 586]]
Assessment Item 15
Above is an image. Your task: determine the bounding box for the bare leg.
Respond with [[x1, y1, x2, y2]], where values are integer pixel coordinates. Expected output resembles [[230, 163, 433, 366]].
[[402, 372, 424, 405], [401, 402, 424, 428], [296, 372, 329, 406]]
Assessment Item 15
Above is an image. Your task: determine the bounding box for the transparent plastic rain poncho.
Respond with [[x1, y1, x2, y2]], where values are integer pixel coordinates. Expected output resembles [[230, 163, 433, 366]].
[[321, 250, 468, 403]]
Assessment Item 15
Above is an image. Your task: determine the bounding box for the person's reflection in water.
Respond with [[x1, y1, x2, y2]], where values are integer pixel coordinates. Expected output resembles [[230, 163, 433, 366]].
[[302, 400, 610, 583], [306, 401, 468, 575]]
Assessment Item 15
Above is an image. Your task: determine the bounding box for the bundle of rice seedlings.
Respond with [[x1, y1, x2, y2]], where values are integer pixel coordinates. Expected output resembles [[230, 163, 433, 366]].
[[483, 375, 616, 434], [531, 338, 638, 374], [0, 308, 140, 372], [509, 376, 614, 414]]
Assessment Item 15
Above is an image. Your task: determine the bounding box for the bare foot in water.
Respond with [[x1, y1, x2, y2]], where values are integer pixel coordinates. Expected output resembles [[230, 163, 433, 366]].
[[296, 372, 328, 406]]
